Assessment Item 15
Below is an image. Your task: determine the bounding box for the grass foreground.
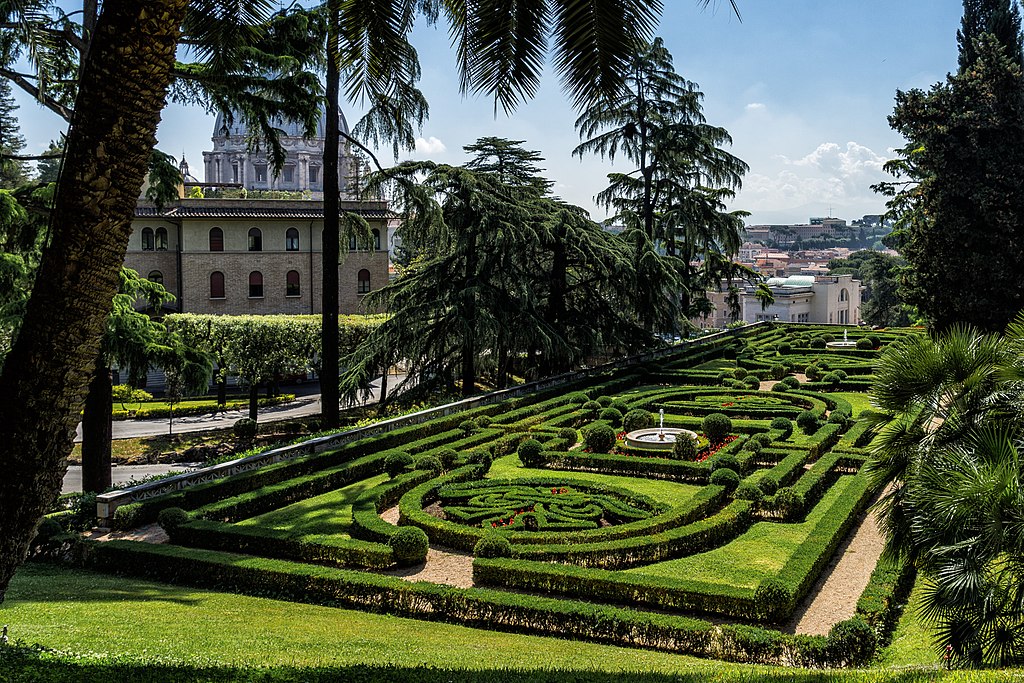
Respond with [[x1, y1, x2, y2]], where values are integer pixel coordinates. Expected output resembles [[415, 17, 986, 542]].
[[0, 563, 1010, 682]]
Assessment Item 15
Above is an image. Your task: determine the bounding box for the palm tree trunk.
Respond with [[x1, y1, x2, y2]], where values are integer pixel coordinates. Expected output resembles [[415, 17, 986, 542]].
[[0, 0, 188, 602], [81, 356, 113, 494], [320, 3, 341, 429]]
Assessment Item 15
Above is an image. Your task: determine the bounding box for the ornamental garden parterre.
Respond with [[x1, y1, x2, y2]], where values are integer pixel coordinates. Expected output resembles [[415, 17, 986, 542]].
[[77, 324, 915, 668]]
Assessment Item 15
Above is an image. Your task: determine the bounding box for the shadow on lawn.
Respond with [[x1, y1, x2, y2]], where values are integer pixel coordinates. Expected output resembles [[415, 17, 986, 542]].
[[0, 652, 969, 683]]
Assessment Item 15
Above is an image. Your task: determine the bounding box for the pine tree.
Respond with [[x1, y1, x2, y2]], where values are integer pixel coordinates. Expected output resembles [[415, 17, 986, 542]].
[[958, 0, 1024, 71], [0, 80, 27, 189]]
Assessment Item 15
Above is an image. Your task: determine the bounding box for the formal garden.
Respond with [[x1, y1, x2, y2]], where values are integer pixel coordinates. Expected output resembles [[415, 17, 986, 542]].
[[7, 322, 987, 680]]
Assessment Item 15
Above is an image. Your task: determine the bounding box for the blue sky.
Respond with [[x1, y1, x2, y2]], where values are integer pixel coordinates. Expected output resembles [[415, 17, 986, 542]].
[[13, 1, 965, 225]]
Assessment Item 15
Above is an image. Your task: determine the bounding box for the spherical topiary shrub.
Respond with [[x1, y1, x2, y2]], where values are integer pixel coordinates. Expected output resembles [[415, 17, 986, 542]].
[[566, 391, 589, 405], [459, 419, 478, 435], [389, 526, 429, 566], [822, 333, 835, 343], [414, 455, 443, 474], [583, 423, 617, 453], [818, 360, 831, 371], [384, 450, 414, 478], [233, 417, 257, 440], [753, 433, 773, 448], [757, 476, 779, 496], [809, 338, 827, 349], [31, 517, 63, 550], [780, 375, 800, 389], [821, 371, 843, 387], [702, 413, 733, 443], [742, 439, 763, 454], [778, 341, 792, 354], [596, 396, 614, 407], [610, 400, 629, 415], [436, 448, 459, 470], [769, 363, 786, 380], [826, 616, 878, 666], [599, 407, 623, 426], [744, 375, 762, 390], [623, 409, 654, 433], [804, 363, 821, 381], [710, 453, 740, 472], [836, 369, 849, 380], [855, 337, 873, 350], [558, 427, 578, 445], [770, 416, 793, 439], [475, 415, 493, 428], [796, 410, 820, 434], [733, 367, 748, 380], [734, 482, 764, 503], [755, 578, 793, 623], [709, 467, 739, 489], [868, 334, 882, 348], [474, 534, 513, 559], [771, 382, 789, 393], [517, 438, 544, 466], [827, 410, 849, 427], [157, 507, 189, 533], [581, 400, 602, 416], [716, 371, 729, 385], [672, 433, 698, 460], [466, 449, 493, 467]]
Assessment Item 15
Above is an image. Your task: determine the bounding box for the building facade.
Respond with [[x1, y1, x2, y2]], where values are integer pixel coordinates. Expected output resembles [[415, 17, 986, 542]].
[[742, 274, 863, 325], [125, 198, 391, 315]]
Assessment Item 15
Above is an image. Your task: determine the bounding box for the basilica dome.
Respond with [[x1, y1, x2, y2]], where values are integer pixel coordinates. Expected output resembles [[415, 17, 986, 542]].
[[211, 110, 351, 141]]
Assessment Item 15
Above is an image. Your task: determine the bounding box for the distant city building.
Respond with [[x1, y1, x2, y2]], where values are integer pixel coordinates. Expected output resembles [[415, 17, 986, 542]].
[[691, 273, 864, 328]]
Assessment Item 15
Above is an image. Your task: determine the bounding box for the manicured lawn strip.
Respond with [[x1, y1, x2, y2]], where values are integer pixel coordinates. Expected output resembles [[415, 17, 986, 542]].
[[877, 579, 942, 669], [487, 454, 703, 505], [831, 391, 875, 418], [856, 555, 916, 644], [628, 477, 859, 591], [80, 540, 842, 666], [237, 474, 388, 534]]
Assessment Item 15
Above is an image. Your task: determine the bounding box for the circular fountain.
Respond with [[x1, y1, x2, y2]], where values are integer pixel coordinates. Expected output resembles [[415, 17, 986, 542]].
[[826, 328, 857, 350], [624, 408, 699, 451]]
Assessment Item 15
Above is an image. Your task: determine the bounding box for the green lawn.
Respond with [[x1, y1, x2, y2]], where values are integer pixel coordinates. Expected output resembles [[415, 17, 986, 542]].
[[627, 476, 857, 589], [236, 474, 389, 536], [0, 563, 1007, 682], [486, 454, 700, 508], [832, 391, 876, 418], [694, 359, 737, 371], [877, 579, 942, 669]]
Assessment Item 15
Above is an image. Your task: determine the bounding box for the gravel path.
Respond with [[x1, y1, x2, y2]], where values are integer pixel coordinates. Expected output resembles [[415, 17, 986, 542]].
[[86, 522, 168, 544], [377, 506, 476, 588], [786, 501, 886, 635]]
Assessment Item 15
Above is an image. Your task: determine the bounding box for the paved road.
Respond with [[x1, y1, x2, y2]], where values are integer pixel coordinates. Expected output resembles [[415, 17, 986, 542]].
[[63, 463, 202, 494], [74, 374, 406, 441]]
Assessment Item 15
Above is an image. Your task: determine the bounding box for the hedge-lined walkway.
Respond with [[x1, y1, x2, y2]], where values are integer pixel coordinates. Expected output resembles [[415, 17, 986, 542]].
[[788, 501, 885, 635], [378, 505, 475, 588]]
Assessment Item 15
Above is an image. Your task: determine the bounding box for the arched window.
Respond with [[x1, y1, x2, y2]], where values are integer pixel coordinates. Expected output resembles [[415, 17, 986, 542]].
[[348, 233, 357, 251], [357, 268, 371, 294], [209, 227, 224, 252], [286, 227, 300, 251], [147, 270, 163, 286], [248, 228, 262, 252], [210, 271, 225, 299], [249, 271, 264, 298], [839, 288, 849, 302], [155, 227, 168, 251], [286, 270, 300, 297], [372, 228, 381, 251], [141, 227, 154, 251]]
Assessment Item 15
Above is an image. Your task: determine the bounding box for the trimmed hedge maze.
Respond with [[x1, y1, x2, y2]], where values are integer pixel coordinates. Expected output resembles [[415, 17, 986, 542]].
[[91, 324, 918, 668]]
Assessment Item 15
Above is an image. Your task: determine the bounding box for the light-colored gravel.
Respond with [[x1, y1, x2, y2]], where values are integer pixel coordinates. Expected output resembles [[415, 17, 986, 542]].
[[376, 505, 475, 587], [85, 522, 168, 544], [786, 502, 887, 635]]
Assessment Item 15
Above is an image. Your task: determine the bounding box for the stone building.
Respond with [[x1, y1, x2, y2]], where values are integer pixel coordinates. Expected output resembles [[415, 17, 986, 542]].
[[124, 111, 390, 316]]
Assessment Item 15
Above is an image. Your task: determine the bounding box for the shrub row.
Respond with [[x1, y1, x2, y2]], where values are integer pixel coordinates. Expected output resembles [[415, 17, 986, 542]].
[[166, 518, 395, 568], [86, 529, 881, 666], [521, 449, 709, 484], [855, 555, 916, 644], [348, 470, 439, 542]]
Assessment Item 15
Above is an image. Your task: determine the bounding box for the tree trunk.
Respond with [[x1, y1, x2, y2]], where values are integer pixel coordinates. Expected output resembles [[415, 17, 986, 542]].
[[216, 373, 227, 407], [0, 0, 188, 603], [248, 384, 259, 421], [81, 357, 113, 494], [461, 230, 478, 398], [378, 366, 388, 408], [320, 5, 341, 429]]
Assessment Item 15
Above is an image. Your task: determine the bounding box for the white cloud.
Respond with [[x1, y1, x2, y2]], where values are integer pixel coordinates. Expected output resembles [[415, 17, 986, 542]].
[[735, 141, 893, 219], [414, 136, 446, 155], [745, 102, 766, 112]]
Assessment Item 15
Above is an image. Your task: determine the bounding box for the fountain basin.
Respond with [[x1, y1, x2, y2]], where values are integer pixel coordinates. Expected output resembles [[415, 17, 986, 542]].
[[825, 341, 857, 349], [624, 428, 699, 451]]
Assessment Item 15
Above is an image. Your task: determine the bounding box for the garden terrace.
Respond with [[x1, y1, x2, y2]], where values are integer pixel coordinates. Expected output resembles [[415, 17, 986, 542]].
[[75, 323, 921, 668]]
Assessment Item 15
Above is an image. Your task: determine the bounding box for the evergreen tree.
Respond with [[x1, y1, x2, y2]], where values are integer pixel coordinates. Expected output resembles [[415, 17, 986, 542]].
[[34, 140, 62, 184], [0, 80, 27, 188], [876, 1, 1024, 332]]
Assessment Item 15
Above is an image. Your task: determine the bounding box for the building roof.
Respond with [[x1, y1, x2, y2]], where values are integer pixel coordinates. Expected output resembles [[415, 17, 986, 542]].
[[766, 275, 817, 288], [212, 110, 351, 140], [136, 199, 395, 221]]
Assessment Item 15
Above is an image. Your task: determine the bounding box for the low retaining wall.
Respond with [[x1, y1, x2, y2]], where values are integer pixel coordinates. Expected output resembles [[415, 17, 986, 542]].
[[95, 323, 766, 524]]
